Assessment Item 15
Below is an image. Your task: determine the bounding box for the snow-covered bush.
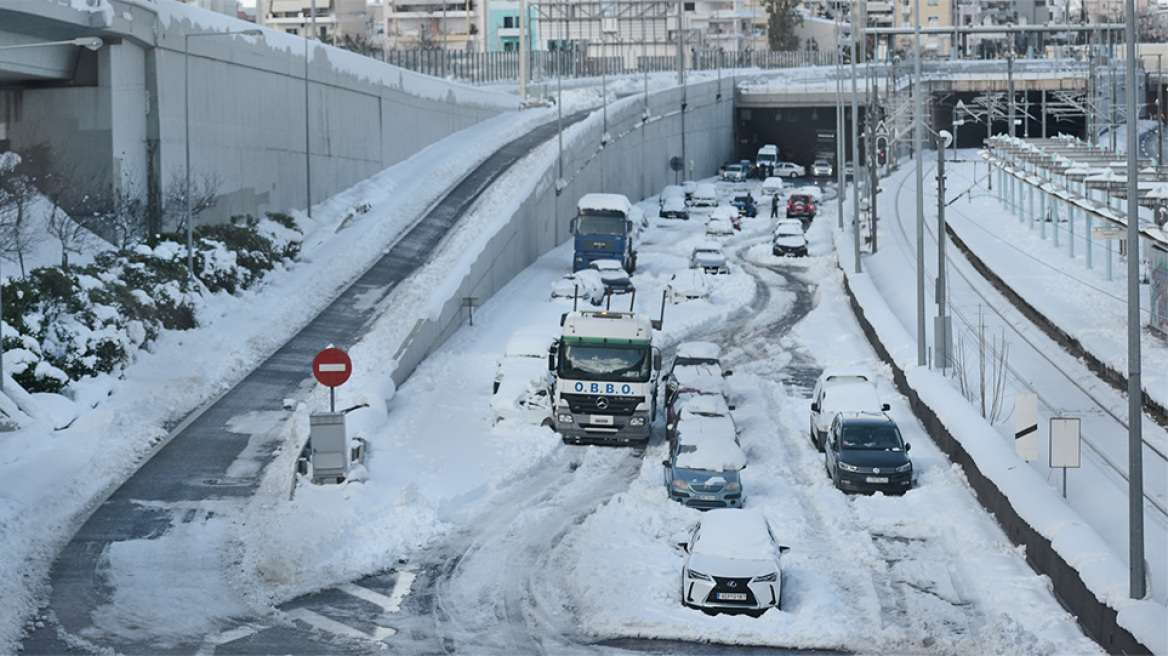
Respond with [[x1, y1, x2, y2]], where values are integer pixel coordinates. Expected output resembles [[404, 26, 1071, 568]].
[[0, 213, 302, 393]]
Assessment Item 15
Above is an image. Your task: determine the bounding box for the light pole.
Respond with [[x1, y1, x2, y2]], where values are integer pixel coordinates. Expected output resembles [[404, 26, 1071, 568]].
[[185, 28, 262, 281], [0, 36, 104, 52], [0, 36, 103, 393], [935, 130, 953, 370]]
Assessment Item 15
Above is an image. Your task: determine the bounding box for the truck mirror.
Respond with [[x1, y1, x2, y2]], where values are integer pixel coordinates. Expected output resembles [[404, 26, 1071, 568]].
[[653, 352, 662, 369], [560, 313, 568, 326], [548, 353, 556, 371], [569, 217, 577, 233]]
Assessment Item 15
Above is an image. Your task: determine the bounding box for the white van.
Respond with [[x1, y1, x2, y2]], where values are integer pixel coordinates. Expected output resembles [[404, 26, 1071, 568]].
[[691, 183, 718, 207], [756, 144, 779, 169]]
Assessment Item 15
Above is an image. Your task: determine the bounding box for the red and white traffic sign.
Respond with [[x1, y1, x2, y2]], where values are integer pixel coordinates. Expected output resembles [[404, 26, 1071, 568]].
[[312, 347, 352, 387]]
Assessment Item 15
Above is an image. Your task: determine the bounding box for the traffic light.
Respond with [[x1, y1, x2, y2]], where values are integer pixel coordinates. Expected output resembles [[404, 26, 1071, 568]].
[[876, 136, 888, 167]]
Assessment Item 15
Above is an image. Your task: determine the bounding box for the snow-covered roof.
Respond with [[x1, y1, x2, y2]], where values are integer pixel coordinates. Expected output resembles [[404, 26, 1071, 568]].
[[676, 341, 721, 361], [577, 193, 632, 213], [692, 509, 775, 560]]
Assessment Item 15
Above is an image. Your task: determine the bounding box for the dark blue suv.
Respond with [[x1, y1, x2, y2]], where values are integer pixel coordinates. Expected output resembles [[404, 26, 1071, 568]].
[[825, 412, 913, 494]]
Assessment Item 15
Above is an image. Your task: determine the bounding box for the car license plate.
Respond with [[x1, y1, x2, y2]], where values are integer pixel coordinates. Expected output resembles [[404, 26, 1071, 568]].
[[716, 592, 747, 601], [866, 476, 889, 484], [699, 495, 716, 501], [591, 415, 613, 425]]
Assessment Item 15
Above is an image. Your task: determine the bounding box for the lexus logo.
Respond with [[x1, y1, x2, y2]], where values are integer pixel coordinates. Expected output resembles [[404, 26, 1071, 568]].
[[726, 580, 738, 588], [595, 397, 610, 410], [873, 468, 881, 474]]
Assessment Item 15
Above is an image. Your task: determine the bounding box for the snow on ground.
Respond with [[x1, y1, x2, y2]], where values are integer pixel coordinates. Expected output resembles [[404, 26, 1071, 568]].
[[1, 71, 1164, 654]]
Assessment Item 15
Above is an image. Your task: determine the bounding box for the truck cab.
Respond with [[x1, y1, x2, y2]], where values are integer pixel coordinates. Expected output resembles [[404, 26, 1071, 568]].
[[572, 193, 639, 273], [549, 310, 660, 446]]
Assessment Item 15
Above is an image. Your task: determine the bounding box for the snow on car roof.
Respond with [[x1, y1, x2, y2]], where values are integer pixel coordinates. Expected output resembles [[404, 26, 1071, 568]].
[[676, 341, 721, 360], [821, 381, 885, 413], [710, 205, 739, 219], [675, 418, 745, 471], [590, 259, 625, 271], [693, 509, 775, 560], [677, 392, 730, 418], [820, 365, 876, 384]]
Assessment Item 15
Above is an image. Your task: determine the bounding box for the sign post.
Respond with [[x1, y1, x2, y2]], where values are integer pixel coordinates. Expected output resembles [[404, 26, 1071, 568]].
[[313, 346, 352, 412], [1050, 417, 1082, 498]]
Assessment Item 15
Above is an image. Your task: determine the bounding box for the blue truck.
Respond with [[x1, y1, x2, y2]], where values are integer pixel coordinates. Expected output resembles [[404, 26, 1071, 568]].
[[571, 193, 640, 273]]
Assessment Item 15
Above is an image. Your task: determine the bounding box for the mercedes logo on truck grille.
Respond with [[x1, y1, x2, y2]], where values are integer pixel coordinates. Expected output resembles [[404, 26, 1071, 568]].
[[595, 397, 610, 410]]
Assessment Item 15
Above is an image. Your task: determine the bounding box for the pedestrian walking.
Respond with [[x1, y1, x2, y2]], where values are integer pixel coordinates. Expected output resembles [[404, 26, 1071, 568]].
[[770, 193, 779, 218]]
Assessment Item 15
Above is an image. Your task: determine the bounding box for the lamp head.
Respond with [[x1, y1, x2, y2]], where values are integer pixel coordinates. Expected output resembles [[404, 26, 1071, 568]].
[[71, 37, 104, 51]]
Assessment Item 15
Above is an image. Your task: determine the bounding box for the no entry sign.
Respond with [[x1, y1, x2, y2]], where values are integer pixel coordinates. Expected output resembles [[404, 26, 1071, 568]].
[[313, 347, 352, 387]]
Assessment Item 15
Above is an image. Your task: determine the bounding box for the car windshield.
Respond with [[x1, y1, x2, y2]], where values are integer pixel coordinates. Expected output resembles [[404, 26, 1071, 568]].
[[560, 343, 652, 382], [576, 214, 627, 236], [840, 425, 903, 450]]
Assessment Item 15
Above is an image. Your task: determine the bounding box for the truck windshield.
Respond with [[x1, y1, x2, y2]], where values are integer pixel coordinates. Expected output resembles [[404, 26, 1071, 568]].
[[560, 343, 651, 382], [576, 214, 627, 237]]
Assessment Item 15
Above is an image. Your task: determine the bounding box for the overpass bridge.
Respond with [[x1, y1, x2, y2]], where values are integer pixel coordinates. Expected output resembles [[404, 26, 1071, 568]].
[[0, 0, 1118, 238]]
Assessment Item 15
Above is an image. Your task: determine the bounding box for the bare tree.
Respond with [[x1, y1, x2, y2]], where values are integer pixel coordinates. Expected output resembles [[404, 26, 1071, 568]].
[[0, 151, 48, 277], [163, 170, 220, 236], [951, 306, 1012, 425]]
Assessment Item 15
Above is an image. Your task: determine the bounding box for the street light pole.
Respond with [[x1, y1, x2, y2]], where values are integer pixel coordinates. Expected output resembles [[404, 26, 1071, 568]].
[[914, 0, 926, 367], [185, 29, 261, 281]]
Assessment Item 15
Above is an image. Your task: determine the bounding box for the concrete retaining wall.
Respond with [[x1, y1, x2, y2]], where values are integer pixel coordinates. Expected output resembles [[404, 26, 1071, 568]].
[[4, 1, 518, 230], [390, 78, 736, 389]]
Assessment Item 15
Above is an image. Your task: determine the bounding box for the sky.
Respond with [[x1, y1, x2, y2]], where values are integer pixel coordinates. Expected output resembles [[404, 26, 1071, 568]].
[[2, 56, 1167, 656]]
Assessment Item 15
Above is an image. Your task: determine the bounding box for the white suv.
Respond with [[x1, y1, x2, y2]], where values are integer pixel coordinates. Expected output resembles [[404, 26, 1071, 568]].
[[808, 366, 889, 451]]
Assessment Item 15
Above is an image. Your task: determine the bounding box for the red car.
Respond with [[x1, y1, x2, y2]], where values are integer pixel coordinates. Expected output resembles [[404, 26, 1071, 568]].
[[786, 194, 817, 221]]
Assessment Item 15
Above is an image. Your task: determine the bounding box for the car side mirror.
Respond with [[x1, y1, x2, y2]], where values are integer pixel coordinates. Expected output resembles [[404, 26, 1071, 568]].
[[882, 403, 890, 411], [905, 443, 911, 451], [662, 460, 671, 468], [723, 370, 733, 377], [677, 542, 689, 552], [829, 438, 837, 450], [779, 546, 791, 555], [810, 402, 820, 412], [728, 404, 736, 411]]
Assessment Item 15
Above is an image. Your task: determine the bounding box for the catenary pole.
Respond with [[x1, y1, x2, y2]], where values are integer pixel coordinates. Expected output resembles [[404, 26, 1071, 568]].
[[914, 0, 925, 366], [1124, 0, 1146, 601]]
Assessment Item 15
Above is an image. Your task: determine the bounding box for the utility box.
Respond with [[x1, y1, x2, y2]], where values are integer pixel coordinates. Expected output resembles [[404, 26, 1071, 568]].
[[310, 412, 347, 484]]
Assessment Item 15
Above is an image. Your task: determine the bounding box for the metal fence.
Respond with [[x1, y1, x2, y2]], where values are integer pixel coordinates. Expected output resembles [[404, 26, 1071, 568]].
[[381, 49, 840, 85]]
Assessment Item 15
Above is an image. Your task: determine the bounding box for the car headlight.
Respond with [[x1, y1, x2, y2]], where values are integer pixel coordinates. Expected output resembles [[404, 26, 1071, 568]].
[[753, 572, 777, 583], [838, 462, 860, 472], [723, 481, 741, 492], [557, 413, 574, 424], [685, 568, 710, 581], [895, 462, 912, 473], [672, 479, 692, 491], [628, 417, 646, 427]]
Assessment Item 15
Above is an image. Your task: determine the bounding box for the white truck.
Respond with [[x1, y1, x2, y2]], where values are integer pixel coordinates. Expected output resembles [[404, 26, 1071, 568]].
[[548, 310, 660, 446]]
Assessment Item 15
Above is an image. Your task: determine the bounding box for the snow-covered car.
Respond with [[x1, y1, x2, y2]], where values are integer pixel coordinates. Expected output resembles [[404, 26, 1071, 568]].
[[659, 195, 690, 220], [690, 242, 730, 274], [710, 205, 741, 230], [843, 161, 856, 178], [682, 179, 697, 201], [786, 193, 817, 221], [773, 161, 806, 178], [706, 216, 735, 236], [491, 328, 556, 424], [760, 176, 785, 196], [808, 365, 889, 451], [667, 269, 711, 304], [664, 341, 732, 409], [680, 508, 789, 616], [771, 219, 808, 257], [691, 183, 719, 207], [550, 269, 605, 305], [589, 258, 634, 295], [660, 184, 686, 206], [721, 164, 747, 183], [666, 388, 733, 443], [825, 411, 913, 494], [811, 160, 834, 177], [663, 414, 747, 509]]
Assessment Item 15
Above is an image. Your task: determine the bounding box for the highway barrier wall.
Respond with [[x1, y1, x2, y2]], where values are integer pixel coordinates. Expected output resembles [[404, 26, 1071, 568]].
[[832, 232, 1156, 655], [389, 78, 736, 389]]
